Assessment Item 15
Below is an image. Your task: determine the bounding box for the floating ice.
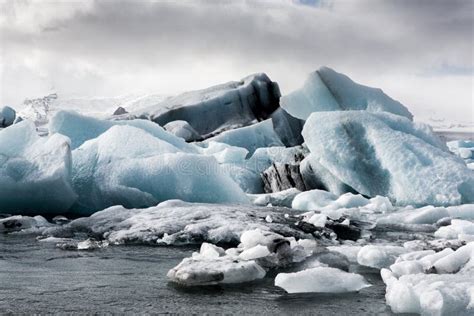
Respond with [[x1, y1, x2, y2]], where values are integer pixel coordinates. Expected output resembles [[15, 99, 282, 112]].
[[383, 242, 474, 315], [275, 267, 370, 293], [204, 119, 283, 156], [51, 201, 312, 246], [129, 73, 280, 137], [164, 120, 201, 142], [70, 125, 249, 213], [357, 245, 408, 269], [434, 219, 474, 240], [49, 110, 197, 152], [0, 215, 51, 233], [0, 121, 77, 214], [247, 188, 301, 208], [302, 111, 474, 206], [0, 106, 16, 127], [281, 67, 413, 120]]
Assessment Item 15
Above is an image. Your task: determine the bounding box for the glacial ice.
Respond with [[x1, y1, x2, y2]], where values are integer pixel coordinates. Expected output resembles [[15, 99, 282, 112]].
[[357, 245, 408, 269], [204, 119, 284, 156], [281, 66, 413, 120], [49, 110, 197, 152], [275, 267, 370, 293], [247, 188, 301, 208], [52, 201, 313, 245], [302, 111, 474, 206], [129, 73, 280, 137], [383, 242, 474, 315], [163, 120, 202, 142], [70, 125, 249, 213], [0, 121, 77, 214], [0, 106, 16, 127]]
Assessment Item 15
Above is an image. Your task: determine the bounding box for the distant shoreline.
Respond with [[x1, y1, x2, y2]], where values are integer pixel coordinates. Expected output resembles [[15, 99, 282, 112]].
[[436, 130, 474, 141]]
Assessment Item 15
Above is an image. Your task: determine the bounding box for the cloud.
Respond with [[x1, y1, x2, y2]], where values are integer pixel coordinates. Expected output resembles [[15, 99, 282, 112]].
[[0, 0, 472, 121]]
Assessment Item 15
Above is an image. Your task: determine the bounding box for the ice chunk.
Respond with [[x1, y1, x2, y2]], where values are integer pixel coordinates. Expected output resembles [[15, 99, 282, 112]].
[[269, 107, 304, 147], [302, 111, 474, 206], [281, 67, 413, 120], [130, 73, 280, 137], [275, 267, 370, 293], [433, 242, 474, 273], [247, 188, 301, 208], [0, 106, 16, 127], [71, 125, 249, 213], [0, 215, 51, 233], [167, 256, 266, 286], [199, 243, 226, 259], [49, 110, 197, 152], [357, 245, 407, 269], [0, 121, 77, 214], [163, 120, 201, 142], [435, 219, 474, 240], [54, 201, 313, 246], [204, 120, 283, 156], [239, 244, 271, 260], [292, 189, 338, 210], [385, 272, 474, 315]]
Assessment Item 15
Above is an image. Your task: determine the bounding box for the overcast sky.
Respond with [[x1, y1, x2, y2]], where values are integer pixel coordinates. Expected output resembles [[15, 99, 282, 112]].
[[1, 0, 472, 121]]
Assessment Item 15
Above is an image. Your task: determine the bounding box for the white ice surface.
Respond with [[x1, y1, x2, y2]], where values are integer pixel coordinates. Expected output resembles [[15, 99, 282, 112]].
[[275, 267, 370, 293]]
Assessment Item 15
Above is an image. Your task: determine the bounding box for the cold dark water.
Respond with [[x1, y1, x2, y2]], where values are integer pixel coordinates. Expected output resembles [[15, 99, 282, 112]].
[[0, 234, 396, 315]]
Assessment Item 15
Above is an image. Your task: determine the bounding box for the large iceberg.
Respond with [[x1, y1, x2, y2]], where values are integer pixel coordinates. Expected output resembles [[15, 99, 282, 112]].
[[127, 73, 280, 138], [302, 111, 474, 206], [281, 66, 413, 120], [70, 125, 249, 213], [0, 121, 77, 214]]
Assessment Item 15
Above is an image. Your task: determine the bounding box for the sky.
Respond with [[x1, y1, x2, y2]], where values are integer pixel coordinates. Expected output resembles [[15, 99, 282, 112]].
[[0, 0, 472, 122]]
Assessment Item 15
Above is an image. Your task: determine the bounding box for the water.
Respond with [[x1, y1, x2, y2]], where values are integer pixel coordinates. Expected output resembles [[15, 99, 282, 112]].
[[0, 234, 396, 315]]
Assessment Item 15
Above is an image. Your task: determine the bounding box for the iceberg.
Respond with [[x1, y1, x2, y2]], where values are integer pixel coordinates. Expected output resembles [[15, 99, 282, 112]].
[[302, 111, 474, 206], [163, 120, 202, 142], [275, 267, 370, 293], [0, 121, 77, 215], [281, 66, 413, 120], [70, 125, 249, 213], [203, 119, 283, 156], [49, 110, 197, 152], [129, 73, 280, 138]]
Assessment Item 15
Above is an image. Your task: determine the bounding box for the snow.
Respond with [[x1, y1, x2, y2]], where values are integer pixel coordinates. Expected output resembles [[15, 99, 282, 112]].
[[281, 66, 413, 120], [302, 110, 474, 206], [70, 125, 249, 213], [164, 120, 201, 142], [0, 121, 77, 215], [204, 119, 284, 156], [275, 267, 370, 293], [0, 106, 16, 127]]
